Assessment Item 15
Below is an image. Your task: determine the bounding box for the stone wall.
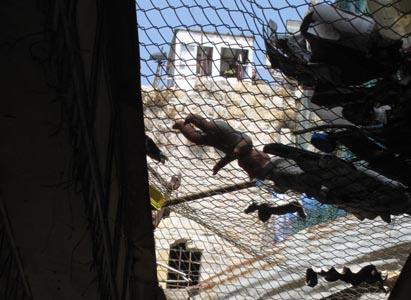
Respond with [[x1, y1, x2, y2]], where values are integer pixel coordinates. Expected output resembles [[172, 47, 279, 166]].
[[143, 77, 312, 292]]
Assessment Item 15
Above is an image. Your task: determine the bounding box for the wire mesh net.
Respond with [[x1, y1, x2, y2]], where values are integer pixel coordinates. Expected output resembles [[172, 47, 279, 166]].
[[137, 1, 411, 299]]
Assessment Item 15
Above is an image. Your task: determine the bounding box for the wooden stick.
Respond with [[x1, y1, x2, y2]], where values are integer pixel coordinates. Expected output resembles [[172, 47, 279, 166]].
[[164, 180, 256, 207]]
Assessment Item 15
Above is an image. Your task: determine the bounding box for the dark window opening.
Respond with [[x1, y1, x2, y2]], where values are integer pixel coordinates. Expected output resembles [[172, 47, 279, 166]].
[[196, 46, 213, 76], [220, 48, 249, 79], [167, 241, 202, 289]]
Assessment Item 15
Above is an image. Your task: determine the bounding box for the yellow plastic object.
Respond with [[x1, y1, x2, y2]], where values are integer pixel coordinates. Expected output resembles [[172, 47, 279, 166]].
[[149, 185, 164, 210]]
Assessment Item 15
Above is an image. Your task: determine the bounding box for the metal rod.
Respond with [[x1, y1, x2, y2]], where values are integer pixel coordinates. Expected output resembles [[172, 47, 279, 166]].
[[292, 123, 384, 135], [158, 279, 190, 283], [164, 180, 256, 207], [293, 124, 355, 135], [152, 61, 162, 89], [157, 262, 191, 281]]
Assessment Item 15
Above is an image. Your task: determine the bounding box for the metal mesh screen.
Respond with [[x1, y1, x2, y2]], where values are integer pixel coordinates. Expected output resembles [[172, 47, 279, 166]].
[[137, 1, 411, 299]]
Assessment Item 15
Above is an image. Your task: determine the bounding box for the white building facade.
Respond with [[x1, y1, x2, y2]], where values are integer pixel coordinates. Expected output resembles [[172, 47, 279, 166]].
[[166, 29, 255, 90]]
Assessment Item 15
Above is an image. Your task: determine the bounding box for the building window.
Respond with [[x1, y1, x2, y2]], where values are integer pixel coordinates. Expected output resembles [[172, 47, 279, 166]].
[[167, 240, 202, 289], [179, 43, 196, 74], [196, 46, 213, 76], [220, 48, 249, 80]]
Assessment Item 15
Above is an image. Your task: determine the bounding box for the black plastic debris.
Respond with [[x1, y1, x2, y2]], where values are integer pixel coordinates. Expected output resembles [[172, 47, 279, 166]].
[[306, 265, 386, 292], [263, 143, 411, 223]]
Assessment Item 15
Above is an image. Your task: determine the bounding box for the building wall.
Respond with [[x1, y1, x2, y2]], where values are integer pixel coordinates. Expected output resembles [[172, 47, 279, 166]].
[[169, 30, 254, 90], [143, 78, 304, 294]]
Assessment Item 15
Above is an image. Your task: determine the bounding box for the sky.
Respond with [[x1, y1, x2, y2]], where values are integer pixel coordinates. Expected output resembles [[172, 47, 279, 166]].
[[136, 0, 327, 86]]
